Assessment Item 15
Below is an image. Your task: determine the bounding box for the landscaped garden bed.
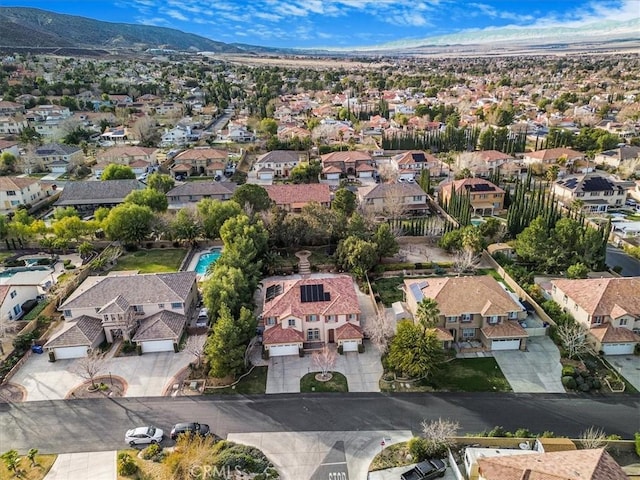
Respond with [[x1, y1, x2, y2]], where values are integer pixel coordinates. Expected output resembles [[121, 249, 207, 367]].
[[300, 371, 348, 392], [204, 366, 268, 395], [0, 450, 56, 480]]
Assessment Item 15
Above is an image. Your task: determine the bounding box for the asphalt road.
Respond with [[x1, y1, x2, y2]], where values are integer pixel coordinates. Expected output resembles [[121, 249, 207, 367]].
[[606, 245, 640, 276], [1, 393, 638, 454]]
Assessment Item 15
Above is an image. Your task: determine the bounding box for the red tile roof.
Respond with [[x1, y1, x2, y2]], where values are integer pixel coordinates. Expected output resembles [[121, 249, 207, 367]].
[[481, 321, 528, 339], [335, 322, 363, 340], [589, 324, 640, 343], [441, 177, 505, 195], [263, 324, 304, 345], [175, 148, 227, 161], [264, 184, 330, 206], [321, 151, 371, 164], [551, 278, 640, 318]]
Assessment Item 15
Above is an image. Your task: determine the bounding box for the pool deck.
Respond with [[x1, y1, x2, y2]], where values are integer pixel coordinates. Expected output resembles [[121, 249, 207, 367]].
[[186, 247, 221, 278]]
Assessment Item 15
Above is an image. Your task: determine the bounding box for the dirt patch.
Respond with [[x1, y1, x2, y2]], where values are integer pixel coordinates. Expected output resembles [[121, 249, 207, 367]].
[[67, 375, 126, 399], [0, 382, 26, 402]]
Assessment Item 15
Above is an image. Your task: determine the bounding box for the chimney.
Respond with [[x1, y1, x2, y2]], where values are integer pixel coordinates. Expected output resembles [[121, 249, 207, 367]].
[[520, 469, 532, 480]]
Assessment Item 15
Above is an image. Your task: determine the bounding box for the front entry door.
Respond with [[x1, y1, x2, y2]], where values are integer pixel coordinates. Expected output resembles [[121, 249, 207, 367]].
[[328, 329, 335, 343]]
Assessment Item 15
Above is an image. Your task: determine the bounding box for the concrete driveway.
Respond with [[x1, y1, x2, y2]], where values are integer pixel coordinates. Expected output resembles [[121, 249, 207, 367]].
[[266, 343, 383, 394], [492, 336, 565, 393], [607, 355, 640, 391], [11, 335, 205, 401], [44, 451, 115, 480]]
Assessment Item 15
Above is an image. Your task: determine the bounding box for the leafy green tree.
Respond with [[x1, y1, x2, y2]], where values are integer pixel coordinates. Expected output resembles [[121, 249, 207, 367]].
[[146, 172, 175, 193], [416, 298, 441, 329], [101, 164, 136, 180], [231, 184, 272, 212], [103, 203, 154, 245], [18, 126, 41, 145], [335, 236, 378, 279], [346, 212, 373, 240], [26, 448, 38, 467], [124, 188, 168, 212], [0, 152, 17, 176], [53, 206, 79, 220], [94, 207, 111, 223], [205, 303, 246, 378], [373, 222, 399, 259], [567, 262, 589, 279], [170, 208, 201, 246], [438, 228, 464, 252], [77, 241, 94, 260], [51, 216, 90, 241], [196, 199, 242, 239], [1, 449, 21, 475], [514, 216, 550, 267], [0, 215, 8, 239], [220, 214, 268, 258], [387, 321, 445, 379], [258, 118, 278, 136], [202, 264, 251, 319], [289, 161, 322, 184], [332, 188, 356, 217]]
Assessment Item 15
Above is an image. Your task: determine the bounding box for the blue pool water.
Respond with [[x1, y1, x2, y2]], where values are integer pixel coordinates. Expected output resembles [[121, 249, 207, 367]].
[[194, 249, 222, 276]]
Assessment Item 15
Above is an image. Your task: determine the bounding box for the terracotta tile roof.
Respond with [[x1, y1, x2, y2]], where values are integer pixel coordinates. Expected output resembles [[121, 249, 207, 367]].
[[476, 448, 627, 480], [477, 150, 515, 162], [262, 275, 360, 320], [335, 322, 363, 340], [44, 315, 104, 348], [175, 148, 227, 162], [256, 150, 302, 165], [263, 323, 304, 345], [0, 140, 19, 150], [430, 327, 454, 342], [264, 184, 330, 206], [525, 147, 584, 162], [322, 165, 342, 174], [551, 278, 640, 318], [355, 163, 375, 171], [360, 182, 426, 200], [392, 150, 438, 166], [441, 177, 505, 195], [405, 276, 524, 317], [0, 176, 39, 191], [481, 321, 528, 339], [589, 324, 640, 343], [97, 146, 156, 161], [0, 285, 10, 305], [321, 151, 371, 164], [132, 310, 186, 342], [205, 161, 227, 171]]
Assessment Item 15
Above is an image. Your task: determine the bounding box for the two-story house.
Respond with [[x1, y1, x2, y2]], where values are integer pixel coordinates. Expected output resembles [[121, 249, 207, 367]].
[[261, 275, 363, 356], [0, 116, 28, 136], [358, 183, 429, 218], [171, 147, 228, 178], [551, 172, 632, 212], [439, 178, 505, 216], [0, 100, 25, 116], [55, 179, 144, 215], [594, 145, 640, 174], [404, 275, 527, 350], [166, 181, 236, 209], [46, 271, 198, 359], [264, 184, 330, 212], [0, 140, 20, 158], [34, 143, 84, 173], [521, 147, 584, 166], [0, 268, 54, 321], [550, 277, 640, 355], [321, 151, 373, 176], [254, 150, 306, 181], [391, 150, 440, 181], [0, 177, 51, 213]]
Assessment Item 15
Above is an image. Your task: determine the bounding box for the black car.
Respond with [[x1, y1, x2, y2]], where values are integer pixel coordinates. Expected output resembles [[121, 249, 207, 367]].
[[400, 458, 446, 480], [170, 422, 211, 440]]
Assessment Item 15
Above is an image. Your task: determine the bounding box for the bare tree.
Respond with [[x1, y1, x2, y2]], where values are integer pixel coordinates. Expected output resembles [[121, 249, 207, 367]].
[[131, 116, 158, 146], [384, 186, 407, 220], [421, 417, 460, 449], [556, 322, 589, 359], [312, 346, 337, 380], [364, 309, 396, 353], [453, 248, 481, 274], [579, 426, 607, 449], [73, 351, 106, 389]]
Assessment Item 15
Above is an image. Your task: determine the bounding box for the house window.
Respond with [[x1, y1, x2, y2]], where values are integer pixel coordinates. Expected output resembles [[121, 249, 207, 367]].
[[576, 192, 585, 197], [6, 191, 15, 196], [589, 192, 599, 197], [306, 314, 318, 322], [13, 305, 21, 315], [288, 318, 296, 327], [462, 328, 475, 338], [552, 285, 557, 293], [171, 302, 182, 309], [574, 302, 579, 311], [348, 314, 356, 321], [306, 328, 320, 341], [63, 309, 72, 317], [592, 316, 603, 324], [461, 313, 472, 322], [133, 305, 144, 313], [412, 196, 423, 201], [508, 311, 518, 319], [488, 316, 499, 324], [619, 318, 628, 326], [10, 290, 16, 299], [563, 295, 568, 303], [266, 317, 276, 326], [325, 315, 336, 322], [158, 303, 164, 308]]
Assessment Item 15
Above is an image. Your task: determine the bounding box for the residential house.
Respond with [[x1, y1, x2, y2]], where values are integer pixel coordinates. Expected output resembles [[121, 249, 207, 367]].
[[277, 126, 311, 142], [55, 179, 144, 215], [0, 116, 28, 136], [94, 146, 158, 177], [594, 145, 640, 174], [155, 102, 183, 116], [0, 268, 54, 321], [0, 100, 25, 116], [264, 184, 330, 212], [551, 172, 631, 212], [0, 177, 52, 213], [171, 147, 228, 177], [166, 181, 236, 209], [226, 125, 255, 143], [475, 448, 626, 480], [261, 275, 362, 356], [439, 178, 505, 216], [404, 276, 528, 350], [358, 183, 429, 217], [476, 150, 516, 174], [34, 143, 83, 173], [100, 126, 129, 143], [0, 140, 20, 157], [521, 147, 584, 166], [160, 125, 190, 147], [391, 150, 440, 180], [254, 150, 306, 180], [321, 151, 373, 176], [49, 271, 198, 358], [550, 277, 640, 355]]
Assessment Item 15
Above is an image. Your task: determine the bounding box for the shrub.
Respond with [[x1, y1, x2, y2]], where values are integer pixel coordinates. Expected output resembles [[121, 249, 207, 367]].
[[580, 370, 590, 378], [561, 365, 575, 377], [514, 428, 533, 438], [142, 443, 163, 461], [635, 432, 640, 457], [575, 375, 584, 385], [358, 343, 365, 353], [592, 378, 602, 390], [64, 264, 76, 270], [562, 376, 577, 389], [262, 348, 270, 361], [212, 442, 271, 473], [63, 259, 71, 266], [337, 345, 344, 355], [584, 359, 598, 372], [487, 426, 507, 437], [407, 437, 429, 462], [541, 431, 555, 438], [117, 453, 138, 476], [578, 382, 591, 392]]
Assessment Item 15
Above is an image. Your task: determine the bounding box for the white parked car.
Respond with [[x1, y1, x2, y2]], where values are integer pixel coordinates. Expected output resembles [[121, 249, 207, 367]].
[[125, 426, 163, 446]]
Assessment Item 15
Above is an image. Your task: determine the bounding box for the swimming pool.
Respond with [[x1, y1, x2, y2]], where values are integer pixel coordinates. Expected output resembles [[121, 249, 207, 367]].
[[194, 249, 222, 276]]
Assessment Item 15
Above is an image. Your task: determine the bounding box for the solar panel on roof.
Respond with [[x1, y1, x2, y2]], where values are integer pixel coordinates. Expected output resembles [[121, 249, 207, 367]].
[[300, 284, 330, 303], [411, 153, 426, 163], [583, 176, 613, 192], [265, 284, 282, 302], [409, 283, 424, 302]]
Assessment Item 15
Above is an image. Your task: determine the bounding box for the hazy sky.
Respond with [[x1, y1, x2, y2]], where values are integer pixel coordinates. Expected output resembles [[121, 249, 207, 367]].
[[2, 0, 639, 49]]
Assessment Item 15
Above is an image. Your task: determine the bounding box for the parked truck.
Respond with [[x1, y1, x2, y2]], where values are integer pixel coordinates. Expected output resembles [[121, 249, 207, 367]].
[[400, 458, 446, 480]]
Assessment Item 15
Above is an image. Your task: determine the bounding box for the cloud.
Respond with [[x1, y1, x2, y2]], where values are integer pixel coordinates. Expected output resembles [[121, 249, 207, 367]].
[[163, 9, 188, 21]]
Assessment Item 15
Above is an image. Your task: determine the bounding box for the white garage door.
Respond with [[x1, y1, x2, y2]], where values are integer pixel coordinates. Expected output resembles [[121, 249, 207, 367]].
[[491, 339, 521, 351], [268, 344, 300, 357], [54, 346, 88, 359], [602, 343, 635, 355], [342, 340, 359, 352], [141, 340, 174, 353]]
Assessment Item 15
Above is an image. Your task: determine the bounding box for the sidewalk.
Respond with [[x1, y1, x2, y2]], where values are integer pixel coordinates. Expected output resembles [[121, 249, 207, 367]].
[[44, 451, 116, 480]]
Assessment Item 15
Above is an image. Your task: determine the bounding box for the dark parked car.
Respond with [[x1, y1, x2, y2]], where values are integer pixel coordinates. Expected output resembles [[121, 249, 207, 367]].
[[170, 422, 211, 440], [401, 458, 446, 480]]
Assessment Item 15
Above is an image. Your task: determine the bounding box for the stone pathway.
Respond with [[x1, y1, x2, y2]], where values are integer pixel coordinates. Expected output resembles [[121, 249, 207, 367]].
[[296, 250, 311, 275]]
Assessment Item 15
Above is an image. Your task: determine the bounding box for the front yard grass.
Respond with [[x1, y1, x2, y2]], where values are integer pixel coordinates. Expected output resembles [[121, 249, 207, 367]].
[[0, 454, 56, 480], [0, 251, 14, 263], [431, 358, 512, 392], [300, 371, 349, 392], [371, 276, 405, 307], [113, 249, 186, 273], [206, 366, 268, 394]]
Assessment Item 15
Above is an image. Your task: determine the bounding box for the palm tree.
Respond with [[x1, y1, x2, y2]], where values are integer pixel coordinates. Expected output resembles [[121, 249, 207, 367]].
[[416, 298, 440, 331]]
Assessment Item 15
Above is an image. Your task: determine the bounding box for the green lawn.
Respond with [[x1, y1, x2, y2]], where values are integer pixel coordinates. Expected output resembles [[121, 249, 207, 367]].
[[300, 371, 349, 392], [431, 358, 512, 392], [207, 367, 267, 395], [371, 276, 405, 307], [112, 249, 186, 273], [0, 251, 14, 263]]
